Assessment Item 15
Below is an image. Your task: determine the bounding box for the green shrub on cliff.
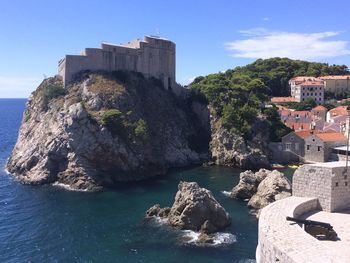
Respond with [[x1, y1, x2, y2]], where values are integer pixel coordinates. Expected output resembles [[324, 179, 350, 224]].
[[41, 81, 66, 111], [101, 109, 124, 135], [134, 119, 148, 141]]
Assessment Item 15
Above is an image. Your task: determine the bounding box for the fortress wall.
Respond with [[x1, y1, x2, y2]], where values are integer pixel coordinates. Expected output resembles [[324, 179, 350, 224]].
[[59, 36, 176, 90], [293, 163, 350, 212], [257, 197, 345, 263]]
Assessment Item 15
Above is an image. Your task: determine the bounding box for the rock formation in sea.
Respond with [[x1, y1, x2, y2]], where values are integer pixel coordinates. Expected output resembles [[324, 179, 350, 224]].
[[7, 72, 211, 191], [146, 181, 231, 236], [231, 169, 291, 215]]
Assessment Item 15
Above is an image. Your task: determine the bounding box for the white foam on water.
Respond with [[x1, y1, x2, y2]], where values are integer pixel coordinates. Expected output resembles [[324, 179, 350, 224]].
[[221, 190, 231, 197], [52, 182, 89, 192], [182, 230, 237, 247], [152, 216, 169, 226], [212, 232, 237, 245]]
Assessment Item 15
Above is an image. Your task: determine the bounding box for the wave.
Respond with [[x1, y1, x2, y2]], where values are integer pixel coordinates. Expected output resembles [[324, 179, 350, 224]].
[[221, 190, 231, 197], [182, 230, 236, 247], [149, 215, 169, 226], [3, 167, 10, 175], [52, 182, 89, 192]]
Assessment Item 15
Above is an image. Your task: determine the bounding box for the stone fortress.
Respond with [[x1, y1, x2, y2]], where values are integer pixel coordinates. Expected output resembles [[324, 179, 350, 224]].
[[58, 35, 176, 90], [257, 161, 350, 262]]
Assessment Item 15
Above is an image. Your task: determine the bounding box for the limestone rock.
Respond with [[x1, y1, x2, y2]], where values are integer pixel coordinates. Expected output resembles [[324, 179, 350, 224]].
[[247, 170, 292, 210], [145, 204, 171, 218], [230, 169, 270, 199], [6, 73, 211, 191], [146, 181, 231, 234], [209, 110, 270, 169], [168, 182, 231, 233]]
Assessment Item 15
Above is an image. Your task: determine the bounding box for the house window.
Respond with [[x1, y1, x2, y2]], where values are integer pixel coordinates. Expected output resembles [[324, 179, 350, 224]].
[[290, 136, 294, 141], [295, 143, 299, 151], [285, 143, 292, 150], [307, 145, 310, 150], [318, 146, 322, 151]]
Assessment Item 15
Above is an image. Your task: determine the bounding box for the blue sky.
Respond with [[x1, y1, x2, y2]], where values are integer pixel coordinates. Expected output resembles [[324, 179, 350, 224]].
[[1, 0, 350, 98]]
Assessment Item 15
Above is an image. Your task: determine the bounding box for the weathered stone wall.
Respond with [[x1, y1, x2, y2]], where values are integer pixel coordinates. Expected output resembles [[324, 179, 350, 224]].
[[293, 162, 350, 212], [268, 142, 300, 164]]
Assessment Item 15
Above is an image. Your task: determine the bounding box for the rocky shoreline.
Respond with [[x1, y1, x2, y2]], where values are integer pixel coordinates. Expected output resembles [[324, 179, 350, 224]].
[[7, 71, 273, 191]]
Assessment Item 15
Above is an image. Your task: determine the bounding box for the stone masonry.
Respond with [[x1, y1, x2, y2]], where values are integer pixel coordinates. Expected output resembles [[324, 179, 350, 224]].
[[58, 36, 176, 90], [293, 162, 350, 212]]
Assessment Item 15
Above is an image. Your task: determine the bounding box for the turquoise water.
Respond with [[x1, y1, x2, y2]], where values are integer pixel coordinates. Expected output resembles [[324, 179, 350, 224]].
[[0, 99, 294, 262]]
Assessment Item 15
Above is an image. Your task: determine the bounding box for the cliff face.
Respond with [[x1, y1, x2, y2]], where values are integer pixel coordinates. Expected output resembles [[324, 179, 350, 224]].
[[209, 109, 270, 169], [7, 72, 211, 190]]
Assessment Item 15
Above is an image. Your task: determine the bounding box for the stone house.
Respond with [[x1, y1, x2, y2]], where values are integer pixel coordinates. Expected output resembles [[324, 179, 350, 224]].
[[289, 76, 324, 104], [319, 75, 350, 93], [304, 132, 347, 162], [311, 105, 327, 121], [281, 131, 309, 158], [326, 106, 349, 122]]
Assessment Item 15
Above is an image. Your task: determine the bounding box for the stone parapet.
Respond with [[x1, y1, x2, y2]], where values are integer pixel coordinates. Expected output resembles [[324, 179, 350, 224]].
[[257, 196, 347, 263]]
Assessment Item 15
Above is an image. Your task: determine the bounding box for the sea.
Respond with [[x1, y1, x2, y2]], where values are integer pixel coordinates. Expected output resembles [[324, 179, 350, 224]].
[[0, 99, 295, 263]]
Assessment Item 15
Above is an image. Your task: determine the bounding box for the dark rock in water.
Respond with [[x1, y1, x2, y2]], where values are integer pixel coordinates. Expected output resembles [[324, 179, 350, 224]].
[[230, 169, 270, 199], [146, 181, 231, 234]]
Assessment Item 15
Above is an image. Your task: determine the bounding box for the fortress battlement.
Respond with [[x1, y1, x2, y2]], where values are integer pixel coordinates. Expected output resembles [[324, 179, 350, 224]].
[[58, 36, 176, 90]]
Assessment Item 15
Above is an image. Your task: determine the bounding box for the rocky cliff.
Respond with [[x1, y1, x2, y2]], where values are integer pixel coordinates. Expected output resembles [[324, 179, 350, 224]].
[[7, 72, 211, 190], [209, 110, 270, 169]]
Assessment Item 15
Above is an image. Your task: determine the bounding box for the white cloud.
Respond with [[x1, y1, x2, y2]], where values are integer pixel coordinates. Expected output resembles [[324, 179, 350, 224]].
[[226, 29, 350, 60], [262, 17, 269, 21], [0, 76, 42, 98], [181, 76, 197, 85]]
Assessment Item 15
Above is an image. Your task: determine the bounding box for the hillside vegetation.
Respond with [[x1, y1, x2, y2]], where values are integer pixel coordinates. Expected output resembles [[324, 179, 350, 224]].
[[189, 57, 349, 141]]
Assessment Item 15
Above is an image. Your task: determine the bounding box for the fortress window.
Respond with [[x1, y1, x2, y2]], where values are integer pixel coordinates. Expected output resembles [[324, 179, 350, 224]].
[[345, 182, 348, 186], [317, 146, 321, 151], [168, 77, 172, 90], [307, 145, 310, 150], [335, 182, 339, 187]]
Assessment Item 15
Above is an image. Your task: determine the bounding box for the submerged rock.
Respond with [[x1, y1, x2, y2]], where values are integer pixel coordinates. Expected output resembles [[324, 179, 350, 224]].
[[146, 181, 231, 234]]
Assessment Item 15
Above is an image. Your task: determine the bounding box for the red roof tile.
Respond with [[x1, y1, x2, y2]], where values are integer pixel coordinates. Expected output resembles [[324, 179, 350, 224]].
[[315, 132, 347, 142], [271, 97, 297, 103]]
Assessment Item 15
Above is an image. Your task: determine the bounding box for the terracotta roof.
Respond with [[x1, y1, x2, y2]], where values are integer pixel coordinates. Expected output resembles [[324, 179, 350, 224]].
[[290, 76, 322, 82], [299, 81, 324, 86], [312, 105, 327, 111], [291, 111, 311, 117], [279, 110, 292, 116], [319, 75, 350, 80], [285, 122, 310, 130], [328, 106, 349, 117], [271, 97, 297, 103], [315, 132, 347, 142], [294, 130, 321, 139]]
